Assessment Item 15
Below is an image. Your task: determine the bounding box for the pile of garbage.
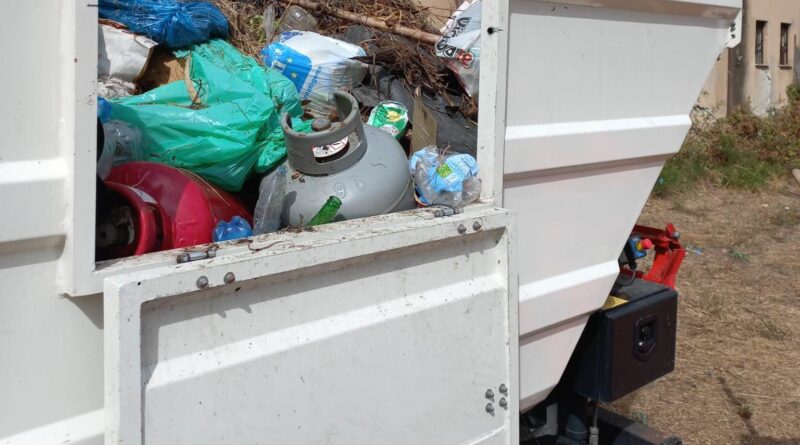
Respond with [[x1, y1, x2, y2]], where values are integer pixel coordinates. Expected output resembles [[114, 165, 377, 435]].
[[95, 0, 483, 261]]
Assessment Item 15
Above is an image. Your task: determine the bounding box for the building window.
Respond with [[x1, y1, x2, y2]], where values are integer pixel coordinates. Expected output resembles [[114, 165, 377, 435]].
[[780, 23, 791, 66], [755, 20, 767, 65], [756, 20, 767, 65]]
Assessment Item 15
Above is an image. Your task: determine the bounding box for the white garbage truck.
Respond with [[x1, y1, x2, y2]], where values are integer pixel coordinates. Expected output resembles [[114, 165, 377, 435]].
[[0, 0, 740, 444]]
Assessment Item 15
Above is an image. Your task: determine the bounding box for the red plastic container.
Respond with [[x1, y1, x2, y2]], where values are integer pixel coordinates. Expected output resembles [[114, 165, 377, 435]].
[[100, 162, 252, 259]]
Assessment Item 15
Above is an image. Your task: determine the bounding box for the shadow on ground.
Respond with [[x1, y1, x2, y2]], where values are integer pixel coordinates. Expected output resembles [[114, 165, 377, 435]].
[[719, 376, 800, 445]]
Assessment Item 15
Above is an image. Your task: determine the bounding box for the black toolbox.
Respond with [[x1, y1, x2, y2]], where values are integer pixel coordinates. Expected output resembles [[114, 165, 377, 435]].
[[562, 279, 678, 402]]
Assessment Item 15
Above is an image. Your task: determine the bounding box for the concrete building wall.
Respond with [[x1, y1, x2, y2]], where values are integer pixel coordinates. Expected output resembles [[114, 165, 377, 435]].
[[698, 50, 729, 117], [700, 0, 800, 116]]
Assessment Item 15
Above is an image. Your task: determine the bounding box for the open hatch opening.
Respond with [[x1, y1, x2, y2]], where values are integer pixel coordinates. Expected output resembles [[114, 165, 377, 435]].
[[94, 0, 485, 265]]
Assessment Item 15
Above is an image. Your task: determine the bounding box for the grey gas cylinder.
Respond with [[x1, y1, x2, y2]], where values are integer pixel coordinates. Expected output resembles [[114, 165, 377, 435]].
[[272, 91, 415, 226]]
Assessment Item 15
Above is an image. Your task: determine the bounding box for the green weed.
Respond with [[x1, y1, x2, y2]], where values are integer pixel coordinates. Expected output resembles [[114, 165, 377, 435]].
[[655, 84, 800, 195], [756, 318, 788, 341], [729, 250, 750, 262]]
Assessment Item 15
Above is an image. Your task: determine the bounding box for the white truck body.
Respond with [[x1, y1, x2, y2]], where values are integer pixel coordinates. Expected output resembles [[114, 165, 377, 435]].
[[0, 0, 739, 443]]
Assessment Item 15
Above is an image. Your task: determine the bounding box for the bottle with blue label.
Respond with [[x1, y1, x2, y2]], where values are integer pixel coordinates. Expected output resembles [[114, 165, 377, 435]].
[[213, 216, 253, 242]]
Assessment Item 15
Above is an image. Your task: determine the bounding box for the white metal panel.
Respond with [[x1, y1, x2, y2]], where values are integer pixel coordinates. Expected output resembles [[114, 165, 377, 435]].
[[503, 0, 740, 409], [105, 208, 518, 444], [0, 3, 105, 443]]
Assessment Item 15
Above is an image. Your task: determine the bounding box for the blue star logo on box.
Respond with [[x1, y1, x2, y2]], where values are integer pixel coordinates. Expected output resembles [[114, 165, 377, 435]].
[[263, 38, 312, 93]]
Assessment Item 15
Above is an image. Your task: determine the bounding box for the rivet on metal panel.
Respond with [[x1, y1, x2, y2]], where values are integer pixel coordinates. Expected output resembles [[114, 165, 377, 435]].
[[473, 221, 482, 231], [457, 224, 467, 234], [499, 383, 508, 395], [499, 397, 508, 409], [485, 403, 495, 414], [485, 389, 494, 400], [196, 276, 209, 289], [224, 272, 236, 284]]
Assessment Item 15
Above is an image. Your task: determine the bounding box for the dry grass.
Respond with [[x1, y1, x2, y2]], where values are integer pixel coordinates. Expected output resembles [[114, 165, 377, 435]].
[[212, 0, 463, 109], [316, 0, 444, 35], [610, 179, 800, 445], [214, 0, 271, 57], [315, 0, 453, 100]]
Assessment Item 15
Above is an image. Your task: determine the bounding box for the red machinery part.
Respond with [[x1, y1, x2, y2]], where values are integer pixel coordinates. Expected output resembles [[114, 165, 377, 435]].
[[102, 162, 253, 258], [630, 223, 686, 289]]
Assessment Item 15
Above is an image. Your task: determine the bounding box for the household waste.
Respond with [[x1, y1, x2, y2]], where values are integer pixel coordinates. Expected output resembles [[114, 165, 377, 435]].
[[109, 38, 305, 191], [367, 101, 409, 140], [410, 145, 481, 207], [435, 0, 482, 97], [263, 31, 368, 118], [99, 0, 229, 48], [98, 22, 157, 97], [213, 216, 254, 242], [96, 0, 484, 259]]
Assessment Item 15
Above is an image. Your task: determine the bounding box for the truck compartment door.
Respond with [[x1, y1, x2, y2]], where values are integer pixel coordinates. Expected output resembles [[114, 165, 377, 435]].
[[104, 208, 518, 444]]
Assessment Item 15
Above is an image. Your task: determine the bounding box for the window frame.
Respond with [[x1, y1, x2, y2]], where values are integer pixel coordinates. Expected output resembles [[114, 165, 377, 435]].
[[780, 22, 791, 67], [755, 20, 767, 67]]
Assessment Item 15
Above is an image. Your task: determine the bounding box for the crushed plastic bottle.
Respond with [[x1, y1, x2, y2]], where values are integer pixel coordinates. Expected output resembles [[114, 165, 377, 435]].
[[253, 166, 288, 235], [263, 5, 318, 43], [213, 216, 253, 242], [277, 6, 319, 34]]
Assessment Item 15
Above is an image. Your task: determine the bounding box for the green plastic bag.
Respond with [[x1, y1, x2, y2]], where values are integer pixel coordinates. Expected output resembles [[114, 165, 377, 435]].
[[110, 39, 305, 191]]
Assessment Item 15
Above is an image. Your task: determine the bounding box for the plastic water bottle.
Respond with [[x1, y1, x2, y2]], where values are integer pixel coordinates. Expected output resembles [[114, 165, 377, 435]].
[[307, 196, 342, 226], [278, 6, 318, 34], [253, 166, 288, 235], [213, 216, 253, 242], [264, 5, 318, 42]]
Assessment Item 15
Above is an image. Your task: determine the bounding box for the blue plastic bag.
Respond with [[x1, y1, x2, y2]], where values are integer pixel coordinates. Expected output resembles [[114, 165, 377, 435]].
[[213, 216, 253, 242], [99, 0, 229, 48], [97, 97, 113, 123]]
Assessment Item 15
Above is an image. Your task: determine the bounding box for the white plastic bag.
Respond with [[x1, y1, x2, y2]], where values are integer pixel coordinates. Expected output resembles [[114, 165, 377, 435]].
[[263, 31, 368, 118], [98, 24, 157, 82], [97, 23, 157, 98], [435, 1, 481, 97]]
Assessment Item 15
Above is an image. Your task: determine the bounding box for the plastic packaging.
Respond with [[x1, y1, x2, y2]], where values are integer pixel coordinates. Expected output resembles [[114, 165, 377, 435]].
[[98, 77, 137, 98], [98, 0, 229, 48], [435, 0, 481, 97], [367, 101, 409, 140], [213, 216, 254, 242], [253, 166, 289, 235], [97, 97, 113, 123], [263, 31, 368, 118], [110, 39, 305, 191], [263, 5, 278, 43], [97, 120, 144, 180], [409, 146, 481, 207]]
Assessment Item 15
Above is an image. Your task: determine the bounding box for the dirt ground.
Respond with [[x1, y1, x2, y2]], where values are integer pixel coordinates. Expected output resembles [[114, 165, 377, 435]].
[[610, 178, 800, 445]]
